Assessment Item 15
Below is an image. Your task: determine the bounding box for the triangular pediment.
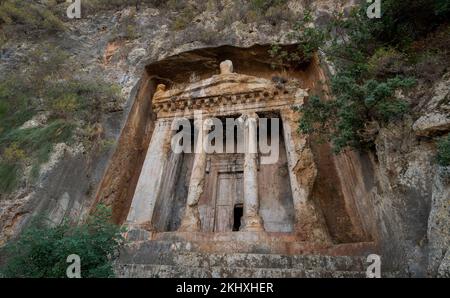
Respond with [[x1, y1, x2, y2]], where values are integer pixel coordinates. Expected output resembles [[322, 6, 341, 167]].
[[153, 73, 276, 102], [151, 60, 308, 118]]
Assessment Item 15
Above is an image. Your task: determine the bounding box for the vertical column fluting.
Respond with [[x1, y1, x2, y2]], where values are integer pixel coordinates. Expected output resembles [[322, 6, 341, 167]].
[[178, 118, 212, 232], [240, 112, 264, 232]]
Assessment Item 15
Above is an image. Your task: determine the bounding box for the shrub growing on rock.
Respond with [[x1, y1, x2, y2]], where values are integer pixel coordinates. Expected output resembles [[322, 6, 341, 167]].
[[271, 0, 449, 153], [0, 205, 124, 278], [0, 0, 64, 32]]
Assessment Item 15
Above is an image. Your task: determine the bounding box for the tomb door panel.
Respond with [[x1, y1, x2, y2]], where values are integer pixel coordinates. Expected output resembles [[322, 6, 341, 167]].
[[214, 172, 243, 232]]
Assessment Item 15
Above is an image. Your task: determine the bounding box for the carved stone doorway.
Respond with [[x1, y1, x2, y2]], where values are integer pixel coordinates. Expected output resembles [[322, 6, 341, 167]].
[[214, 171, 244, 232], [199, 154, 244, 232]]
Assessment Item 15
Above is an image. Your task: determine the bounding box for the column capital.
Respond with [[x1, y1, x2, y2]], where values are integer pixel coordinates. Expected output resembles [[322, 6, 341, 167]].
[[238, 112, 259, 131], [193, 117, 214, 132], [220, 60, 233, 74]]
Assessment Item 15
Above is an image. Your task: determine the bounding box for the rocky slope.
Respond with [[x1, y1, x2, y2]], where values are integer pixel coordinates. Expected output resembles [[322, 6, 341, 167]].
[[0, 0, 448, 277], [0, 0, 345, 246]]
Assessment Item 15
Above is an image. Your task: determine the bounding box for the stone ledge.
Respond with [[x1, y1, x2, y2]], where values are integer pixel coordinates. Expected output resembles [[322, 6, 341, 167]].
[[115, 263, 371, 278]]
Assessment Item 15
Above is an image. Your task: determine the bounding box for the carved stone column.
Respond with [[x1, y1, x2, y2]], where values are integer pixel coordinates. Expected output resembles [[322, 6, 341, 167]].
[[281, 108, 331, 244], [178, 118, 212, 232], [126, 119, 172, 231], [240, 112, 264, 232]]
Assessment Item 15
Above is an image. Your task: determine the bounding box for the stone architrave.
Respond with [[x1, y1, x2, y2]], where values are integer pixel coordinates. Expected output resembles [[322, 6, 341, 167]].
[[239, 112, 265, 232], [125, 119, 173, 231], [281, 108, 331, 244], [178, 118, 213, 232]]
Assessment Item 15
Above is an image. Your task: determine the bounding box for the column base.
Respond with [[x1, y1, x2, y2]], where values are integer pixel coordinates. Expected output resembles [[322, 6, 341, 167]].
[[178, 207, 201, 232], [241, 215, 265, 232], [123, 222, 155, 241]]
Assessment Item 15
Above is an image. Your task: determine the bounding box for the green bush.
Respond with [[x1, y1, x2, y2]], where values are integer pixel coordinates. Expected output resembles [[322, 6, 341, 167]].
[[0, 205, 125, 278], [270, 11, 325, 65], [0, 69, 72, 194], [26, 44, 72, 86], [271, 0, 450, 153], [0, 120, 74, 193], [435, 0, 450, 15], [170, 5, 196, 31], [249, 0, 292, 25], [216, 1, 252, 29], [0, 162, 21, 193], [1, 121, 73, 159], [44, 79, 121, 122], [215, 0, 292, 29], [3, 143, 26, 163], [367, 47, 405, 76], [437, 135, 450, 167], [297, 95, 335, 135], [0, 78, 36, 135]]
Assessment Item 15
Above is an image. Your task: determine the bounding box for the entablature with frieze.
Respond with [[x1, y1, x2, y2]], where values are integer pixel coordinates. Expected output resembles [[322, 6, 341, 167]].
[[151, 61, 308, 119]]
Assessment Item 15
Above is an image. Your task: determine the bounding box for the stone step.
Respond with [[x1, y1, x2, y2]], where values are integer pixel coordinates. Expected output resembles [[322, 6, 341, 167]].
[[116, 264, 369, 278], [177, 252, 366, 271], [119, 241, 369, 272], [117, 231, 381, 278]]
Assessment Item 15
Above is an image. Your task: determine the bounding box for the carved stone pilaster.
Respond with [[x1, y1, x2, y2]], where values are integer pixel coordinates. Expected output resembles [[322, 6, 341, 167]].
[[126, 119, 173, 231], [178, 118, 213, 232], [281, 109, 331, 244]]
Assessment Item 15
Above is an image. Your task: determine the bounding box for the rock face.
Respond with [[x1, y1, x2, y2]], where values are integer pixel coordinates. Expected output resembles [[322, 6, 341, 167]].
[[122, 57, 339, 245], [116, 232, 380, 278], [413, 74, 450, 136], [428, 167, 450, 277], [0, 1, 449, 278]]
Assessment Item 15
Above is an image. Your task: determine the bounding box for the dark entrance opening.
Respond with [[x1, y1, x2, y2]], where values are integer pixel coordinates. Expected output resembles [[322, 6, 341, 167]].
[[233, 204, 243, 231]]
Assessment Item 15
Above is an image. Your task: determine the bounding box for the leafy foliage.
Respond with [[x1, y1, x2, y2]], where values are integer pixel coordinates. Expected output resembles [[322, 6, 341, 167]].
[[0, 205, 125, 278], [1, 120, 73, 160], [0, 120, 73, 193], [271, 0, 449, 153], [44, 79, 121, 122], [0, 44, 121, 194], [170, 4, 196, 31], [215, 0, 294, 30], [270, 10, 324, 65]]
